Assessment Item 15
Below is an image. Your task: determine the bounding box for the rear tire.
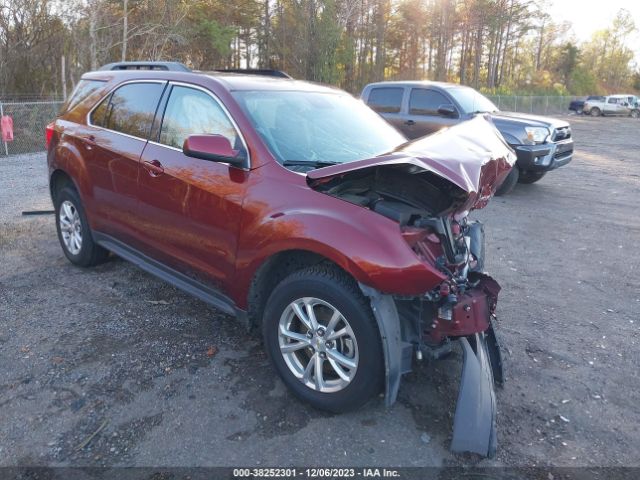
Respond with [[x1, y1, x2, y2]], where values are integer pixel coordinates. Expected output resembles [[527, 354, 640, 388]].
[[54, 186, 109, 267], [590, 107, 601, 117], [262, 265, 384, 413], [518, 171, 546, 184], [495, 166, 519, 196]]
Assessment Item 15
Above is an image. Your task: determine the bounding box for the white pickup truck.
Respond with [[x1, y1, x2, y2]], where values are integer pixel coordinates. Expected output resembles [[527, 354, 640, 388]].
[[583, 94, 640, 117]]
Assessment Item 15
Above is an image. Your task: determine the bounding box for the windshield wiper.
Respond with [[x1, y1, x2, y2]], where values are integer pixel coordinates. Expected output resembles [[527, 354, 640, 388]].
[[282, 160, 340, 168]]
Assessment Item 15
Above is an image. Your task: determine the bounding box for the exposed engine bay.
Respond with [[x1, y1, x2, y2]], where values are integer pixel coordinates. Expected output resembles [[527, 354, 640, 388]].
[[307, 117, 516, 458]]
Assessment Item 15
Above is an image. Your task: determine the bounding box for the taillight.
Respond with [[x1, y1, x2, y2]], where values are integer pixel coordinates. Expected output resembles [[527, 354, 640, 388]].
[[45, 122, 55, 150]]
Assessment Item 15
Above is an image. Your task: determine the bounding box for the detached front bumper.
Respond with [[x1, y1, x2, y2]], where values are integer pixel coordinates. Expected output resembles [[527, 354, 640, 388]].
[[451, 324, 503, 457], [514, 138, 573, 172], [359, 275, 505, 458]]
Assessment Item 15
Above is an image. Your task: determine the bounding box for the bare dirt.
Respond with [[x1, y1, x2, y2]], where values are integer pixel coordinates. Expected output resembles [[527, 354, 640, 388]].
[[0, 116, 638, 468]]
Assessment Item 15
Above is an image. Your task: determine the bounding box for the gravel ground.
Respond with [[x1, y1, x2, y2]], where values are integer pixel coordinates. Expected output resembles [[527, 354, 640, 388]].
[[0, 116, 639, 468]]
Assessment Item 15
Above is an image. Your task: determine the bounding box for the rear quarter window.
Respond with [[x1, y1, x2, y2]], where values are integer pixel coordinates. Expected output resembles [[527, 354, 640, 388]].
[[59, 79, 107, 114], [366, 87, 404, 113]]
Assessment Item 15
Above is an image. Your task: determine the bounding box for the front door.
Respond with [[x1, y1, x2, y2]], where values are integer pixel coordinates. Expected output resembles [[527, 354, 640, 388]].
[[137, 84, 249, 291], [403, 88, 460, 139]]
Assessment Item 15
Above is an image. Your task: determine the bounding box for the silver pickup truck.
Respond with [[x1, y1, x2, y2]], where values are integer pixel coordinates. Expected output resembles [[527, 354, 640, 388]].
[[583, 94, 640, 117]]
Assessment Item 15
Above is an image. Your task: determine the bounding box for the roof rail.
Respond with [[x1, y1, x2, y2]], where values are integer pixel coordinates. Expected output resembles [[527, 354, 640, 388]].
[[213, 69, 292, 79], [99, 61, 191, 72]]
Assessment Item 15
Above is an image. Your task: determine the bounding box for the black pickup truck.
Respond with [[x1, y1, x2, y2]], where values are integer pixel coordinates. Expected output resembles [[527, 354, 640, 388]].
[[361, 81, 574, 195]]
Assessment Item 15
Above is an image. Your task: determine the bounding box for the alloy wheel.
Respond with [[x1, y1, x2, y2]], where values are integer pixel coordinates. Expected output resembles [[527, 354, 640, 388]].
[[278, 297, 359, 393], [59, 200, 83, 255]]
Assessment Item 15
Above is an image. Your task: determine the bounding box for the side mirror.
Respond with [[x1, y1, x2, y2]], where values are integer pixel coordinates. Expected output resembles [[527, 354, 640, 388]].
[[437, 104, 458, 117], [183, 134, 246, 168]]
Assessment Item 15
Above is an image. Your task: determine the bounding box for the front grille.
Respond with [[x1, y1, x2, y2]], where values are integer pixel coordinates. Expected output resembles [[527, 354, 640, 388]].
[[552, 127, 571, 142]]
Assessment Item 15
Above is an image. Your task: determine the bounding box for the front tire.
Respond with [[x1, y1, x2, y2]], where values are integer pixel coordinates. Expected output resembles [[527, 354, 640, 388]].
[[518, 171, 546, 184], [590, 107, 601, 117], [262, 266, 384, 413], [54, 186, 109, 267], [495, 166, 519, 196]]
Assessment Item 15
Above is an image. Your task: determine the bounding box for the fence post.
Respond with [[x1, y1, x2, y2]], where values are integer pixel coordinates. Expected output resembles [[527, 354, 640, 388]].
[[0, 101, 8, 156], [514, 96, 518, 112]]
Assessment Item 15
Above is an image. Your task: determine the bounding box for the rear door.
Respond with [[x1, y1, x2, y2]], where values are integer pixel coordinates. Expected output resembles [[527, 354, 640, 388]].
[[364, 86, 407, 132], [136, 83, 249, 291], [403, 88, 460, 139], [84, 81, 165, 244]]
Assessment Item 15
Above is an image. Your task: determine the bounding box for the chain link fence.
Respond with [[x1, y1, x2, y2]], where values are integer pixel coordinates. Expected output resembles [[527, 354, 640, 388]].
[[0, 95, 576, 158], [486, 95, 573, 115], [0, 99, 64, 157]]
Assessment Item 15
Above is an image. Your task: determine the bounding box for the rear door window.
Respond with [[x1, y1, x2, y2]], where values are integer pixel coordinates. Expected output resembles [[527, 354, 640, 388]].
[[367, 87, 404, 113], [159, 85, 245, 155], [103, 82, 164, 139], [409, 89, 450, 116]]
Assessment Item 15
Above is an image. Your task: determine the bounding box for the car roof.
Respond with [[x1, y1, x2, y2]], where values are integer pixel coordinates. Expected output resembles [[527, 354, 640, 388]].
[[81, 69, 342, 94], [364, 80, 467, 90]]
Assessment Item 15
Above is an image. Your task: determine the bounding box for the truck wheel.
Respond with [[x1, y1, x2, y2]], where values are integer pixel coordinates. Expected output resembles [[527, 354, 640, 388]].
[[54, 186, 109, 267], [518, 171, 546, 184], [262, 265, 384, 413], [495, 166, 519, 196], [631, 110, 639, 118], [590, 107, 601, 117]]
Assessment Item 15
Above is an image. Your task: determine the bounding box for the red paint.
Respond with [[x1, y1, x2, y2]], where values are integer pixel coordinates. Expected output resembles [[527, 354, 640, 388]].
[[183, 134, 236, 160], [47, 70, 509, 324], [428, 288, 491, 342]]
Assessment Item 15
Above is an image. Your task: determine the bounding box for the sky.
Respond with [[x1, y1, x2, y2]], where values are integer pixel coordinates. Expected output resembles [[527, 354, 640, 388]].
[[549, 0, 640, 63]]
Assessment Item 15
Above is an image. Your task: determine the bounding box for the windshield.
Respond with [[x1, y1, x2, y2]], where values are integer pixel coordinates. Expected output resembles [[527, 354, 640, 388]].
[[232, 90, 406, 165], [448, 87, 498, 114]]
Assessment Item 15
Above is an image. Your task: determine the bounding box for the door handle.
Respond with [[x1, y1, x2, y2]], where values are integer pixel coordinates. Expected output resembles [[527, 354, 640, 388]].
[[142, 159, 164, 177], [404, 120, 415, 126], [85, 134, 96, 150]]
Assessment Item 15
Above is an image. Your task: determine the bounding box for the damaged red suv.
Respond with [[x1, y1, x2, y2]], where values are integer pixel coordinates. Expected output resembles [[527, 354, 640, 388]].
[[47, 62, 515, 457]]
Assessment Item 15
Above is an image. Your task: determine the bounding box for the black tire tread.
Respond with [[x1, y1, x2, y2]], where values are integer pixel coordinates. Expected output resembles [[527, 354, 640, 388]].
[[495, 165, 519, 196], [262, 263, 383, 413], [55, 186, 109, 267]]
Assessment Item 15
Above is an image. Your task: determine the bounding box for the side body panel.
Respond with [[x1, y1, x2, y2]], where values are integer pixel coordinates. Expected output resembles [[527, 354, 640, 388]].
[[137, 141, 248, 291], [229, 164, 448, 309]]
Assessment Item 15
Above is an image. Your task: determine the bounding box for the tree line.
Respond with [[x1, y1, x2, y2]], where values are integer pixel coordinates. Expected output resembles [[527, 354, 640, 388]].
[[1, 0, 638, 98]]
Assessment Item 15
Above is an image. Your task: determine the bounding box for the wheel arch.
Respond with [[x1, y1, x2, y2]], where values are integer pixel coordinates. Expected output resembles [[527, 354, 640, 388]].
[[246, 249, 354, 328], [49, 168, 77, 203]]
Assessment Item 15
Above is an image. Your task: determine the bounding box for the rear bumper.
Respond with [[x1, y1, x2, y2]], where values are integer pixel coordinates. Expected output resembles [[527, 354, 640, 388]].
[[514, 139, 573, 172]]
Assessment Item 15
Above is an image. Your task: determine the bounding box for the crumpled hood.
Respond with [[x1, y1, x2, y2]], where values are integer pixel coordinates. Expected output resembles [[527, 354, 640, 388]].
[[307, 115, 516, 211]]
